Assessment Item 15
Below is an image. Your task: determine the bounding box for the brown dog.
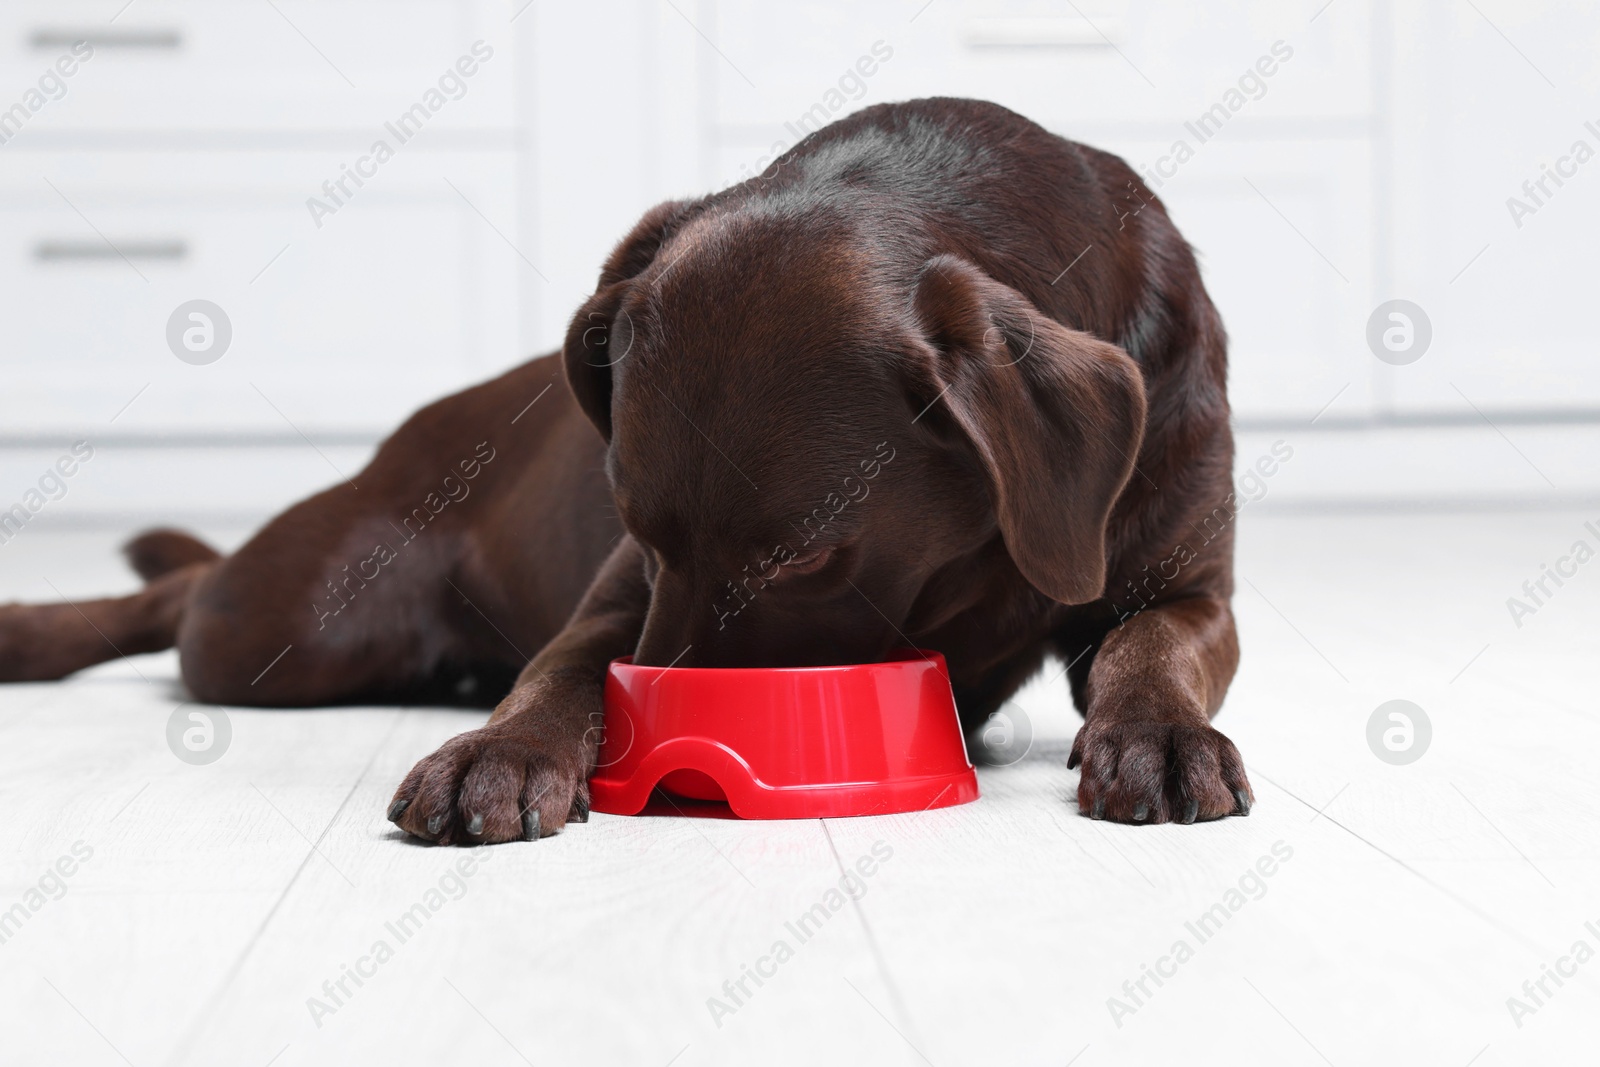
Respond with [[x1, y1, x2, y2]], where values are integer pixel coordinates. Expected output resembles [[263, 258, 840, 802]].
[[0, 98, 1251, 843]]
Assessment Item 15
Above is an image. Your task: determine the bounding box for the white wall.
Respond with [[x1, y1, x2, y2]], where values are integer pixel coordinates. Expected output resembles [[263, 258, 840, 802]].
[[2, 0, 1596, 536]]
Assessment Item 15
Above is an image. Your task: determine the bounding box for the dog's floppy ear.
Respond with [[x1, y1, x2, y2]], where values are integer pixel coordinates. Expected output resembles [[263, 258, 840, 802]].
[[911, 255, 1147, 605], [563, 199, 692, 439]]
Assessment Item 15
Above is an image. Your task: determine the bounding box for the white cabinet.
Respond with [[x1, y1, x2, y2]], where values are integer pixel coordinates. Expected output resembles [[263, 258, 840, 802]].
[[0, 1, 525, 524], [2, 0, 1594, 525], [687, 0, 1599, 503], [0, 0, 524, 428], [1383, 0, 1600, 413], [700, 0, 1381, 422]]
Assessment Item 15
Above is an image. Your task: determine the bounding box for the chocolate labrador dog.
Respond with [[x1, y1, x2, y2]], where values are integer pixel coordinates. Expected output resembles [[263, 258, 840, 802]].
[[1, 98, 1251, 843]]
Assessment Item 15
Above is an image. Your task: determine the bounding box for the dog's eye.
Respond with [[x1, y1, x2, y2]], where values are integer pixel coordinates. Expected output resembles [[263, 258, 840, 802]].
[[783, 546, 833, 576]]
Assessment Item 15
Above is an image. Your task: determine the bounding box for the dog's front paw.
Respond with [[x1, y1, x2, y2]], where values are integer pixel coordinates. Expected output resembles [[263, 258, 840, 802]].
[[387, 721, 590, 846], [1068, 720, 1252, 825]]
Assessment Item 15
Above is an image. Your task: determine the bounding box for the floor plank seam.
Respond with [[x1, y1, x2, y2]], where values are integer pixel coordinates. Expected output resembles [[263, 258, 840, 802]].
[[1250, 767, 1557, 960], [820, 819, 924, 1053], [165, 709, 404, 1065]]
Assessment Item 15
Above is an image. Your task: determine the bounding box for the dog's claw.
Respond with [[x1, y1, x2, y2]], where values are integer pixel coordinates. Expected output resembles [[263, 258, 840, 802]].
[[570, 793, 590, 823], [1132, 802, 1149, 822], [1090, 797, 1106, 820], [1181, 799, 1199, 825], [466, 812, 484, 836], [387, 798, 410, 823], [522, 809, 541, 841], [1234, 789, 1252, 816], [427, 814, 444, 836]]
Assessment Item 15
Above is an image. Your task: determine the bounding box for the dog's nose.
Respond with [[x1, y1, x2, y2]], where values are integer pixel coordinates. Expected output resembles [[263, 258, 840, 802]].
[[633, 565, 900, 668], [633, 569, 711, 667]]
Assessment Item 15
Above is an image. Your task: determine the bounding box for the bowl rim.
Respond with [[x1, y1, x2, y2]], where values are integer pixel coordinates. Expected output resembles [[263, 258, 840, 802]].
[[608, 646, 941, 677]]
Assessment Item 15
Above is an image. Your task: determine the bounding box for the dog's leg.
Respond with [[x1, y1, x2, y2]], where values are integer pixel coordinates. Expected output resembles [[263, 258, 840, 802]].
[[0, 562, 213, 681], [388, 536, 650, 845], [1068, 595, 1252, 824]]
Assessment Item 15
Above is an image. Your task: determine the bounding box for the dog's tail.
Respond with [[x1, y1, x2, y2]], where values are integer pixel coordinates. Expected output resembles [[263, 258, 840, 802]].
[[1, 529, 221, 682], [123, 528, 222, 582]]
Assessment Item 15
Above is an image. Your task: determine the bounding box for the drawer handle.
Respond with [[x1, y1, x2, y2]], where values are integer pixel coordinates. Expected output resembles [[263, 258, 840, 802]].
[[29, 29, 182, 50], [35, 240, 187, 262], [963, 17, 1123, 49]]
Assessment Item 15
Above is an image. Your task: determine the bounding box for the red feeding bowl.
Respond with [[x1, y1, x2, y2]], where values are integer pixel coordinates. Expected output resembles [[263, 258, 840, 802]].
[[588, 649, 979, 819]]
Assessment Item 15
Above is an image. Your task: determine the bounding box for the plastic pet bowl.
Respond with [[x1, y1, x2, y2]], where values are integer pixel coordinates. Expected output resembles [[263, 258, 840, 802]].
[[588, 649, 979, 819]]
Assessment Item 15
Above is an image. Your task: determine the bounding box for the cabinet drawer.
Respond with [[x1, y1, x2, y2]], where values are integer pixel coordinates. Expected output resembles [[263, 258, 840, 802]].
[[1, 151, 522, 435], [710, 129, 1375, 421], [0, 0, 515, 137], [710, 0, 1374, 138]]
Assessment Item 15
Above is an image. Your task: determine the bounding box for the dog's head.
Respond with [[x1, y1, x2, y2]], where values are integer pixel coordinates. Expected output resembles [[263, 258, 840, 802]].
[[564, 200, 1146, 667]]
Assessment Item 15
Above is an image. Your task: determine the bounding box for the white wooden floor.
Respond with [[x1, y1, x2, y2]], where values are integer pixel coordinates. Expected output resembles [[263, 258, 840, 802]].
[[1, 509, 1596, 1067]]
